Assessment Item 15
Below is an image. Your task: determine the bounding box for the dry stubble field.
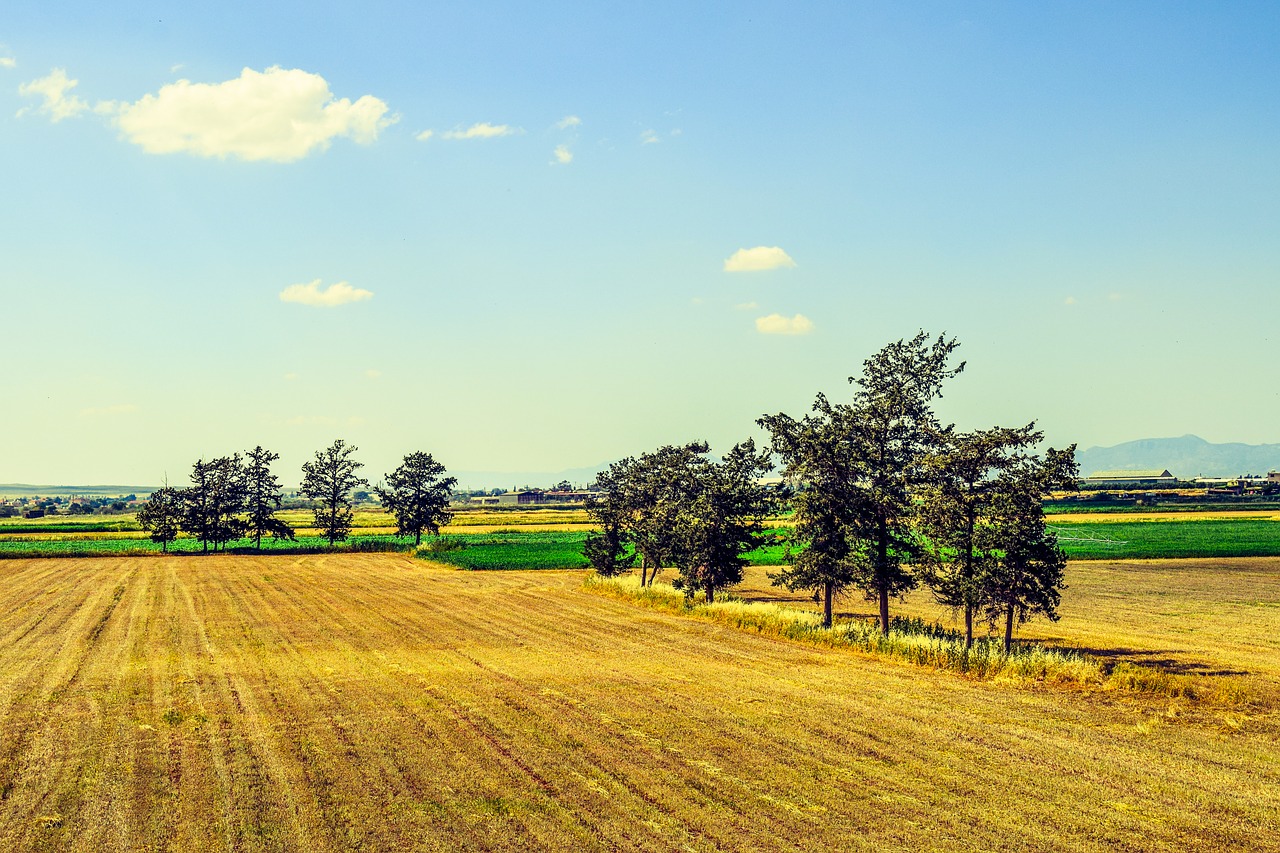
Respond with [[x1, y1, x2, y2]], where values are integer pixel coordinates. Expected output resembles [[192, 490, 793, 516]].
[[0, 554, 1276, 852]]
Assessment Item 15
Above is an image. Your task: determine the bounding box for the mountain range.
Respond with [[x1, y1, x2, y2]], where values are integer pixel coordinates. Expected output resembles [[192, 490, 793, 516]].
[[1075, 435, 1280, 479]]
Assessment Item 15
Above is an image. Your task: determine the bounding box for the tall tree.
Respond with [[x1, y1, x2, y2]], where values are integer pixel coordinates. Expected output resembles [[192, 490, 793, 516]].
[[206, 455, 248, 551], [137, 486, 183, 553], [919, 424, 1041, 647], [982, 446, 1078, 653], [759, 407, 863, 629], [300, 440, 368, 547], [669, 440, 776, 604], [375, 451, 457, 545], [761, 332, 964, 635], [242, 445, 295, 551], [182, 459, 216, 553]]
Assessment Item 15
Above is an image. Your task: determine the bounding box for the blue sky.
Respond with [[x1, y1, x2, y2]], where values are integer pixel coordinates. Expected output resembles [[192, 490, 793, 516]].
[[3, 2, 1278, 486]]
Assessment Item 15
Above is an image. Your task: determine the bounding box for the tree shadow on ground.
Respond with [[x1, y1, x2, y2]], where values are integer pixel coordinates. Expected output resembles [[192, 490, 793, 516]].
[[1042, 644, 1251, 677]]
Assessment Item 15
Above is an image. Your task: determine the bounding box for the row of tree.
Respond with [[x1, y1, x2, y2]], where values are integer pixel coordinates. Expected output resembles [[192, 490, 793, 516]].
[[585, 332, 1077, 652], [137, 441, 456, 552]]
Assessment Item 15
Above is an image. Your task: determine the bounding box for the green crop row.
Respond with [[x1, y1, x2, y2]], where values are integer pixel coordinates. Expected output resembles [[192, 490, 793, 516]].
[[5, 519, 1279, 564]]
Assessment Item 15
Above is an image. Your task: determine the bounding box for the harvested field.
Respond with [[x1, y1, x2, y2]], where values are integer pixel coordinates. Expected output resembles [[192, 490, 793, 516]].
[[0, 555, 1276, 851]]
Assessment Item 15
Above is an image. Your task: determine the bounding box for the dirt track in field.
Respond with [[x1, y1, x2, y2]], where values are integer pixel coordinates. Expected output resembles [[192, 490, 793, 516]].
[[0, 555, 1276, 851]]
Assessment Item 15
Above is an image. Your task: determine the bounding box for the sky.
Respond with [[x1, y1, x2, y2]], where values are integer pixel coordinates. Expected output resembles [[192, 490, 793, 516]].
[[2, 2, 1279, 487]]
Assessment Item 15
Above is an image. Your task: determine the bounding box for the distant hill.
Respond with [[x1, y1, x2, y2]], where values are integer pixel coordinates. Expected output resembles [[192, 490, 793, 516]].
[[0, 484, 156, 497], [1076, 436, 1280, 479]]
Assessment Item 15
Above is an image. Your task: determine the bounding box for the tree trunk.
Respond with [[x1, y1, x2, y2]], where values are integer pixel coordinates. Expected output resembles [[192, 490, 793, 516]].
[[822, 580, 833, 629], [964, 605, 974, 649], [640, 558, 649, 587], [1004, 604, 1015, 654], [876, 519, 890, 635], [705, 578, 714, 604]]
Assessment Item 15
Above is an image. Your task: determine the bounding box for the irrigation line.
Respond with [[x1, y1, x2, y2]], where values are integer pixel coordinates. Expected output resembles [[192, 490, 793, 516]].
[[1048, 525, 1128, 546]]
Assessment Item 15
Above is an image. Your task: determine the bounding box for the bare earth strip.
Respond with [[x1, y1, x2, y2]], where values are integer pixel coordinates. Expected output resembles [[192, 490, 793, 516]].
[[0, 555, 1275, 851]]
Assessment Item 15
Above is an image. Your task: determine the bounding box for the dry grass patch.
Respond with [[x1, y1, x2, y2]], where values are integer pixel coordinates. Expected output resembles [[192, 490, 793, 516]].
[[0, 555, 1274, 850]]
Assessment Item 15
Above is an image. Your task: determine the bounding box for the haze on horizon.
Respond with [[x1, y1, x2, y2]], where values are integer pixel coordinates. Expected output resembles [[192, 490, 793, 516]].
[[3, 2, 1278, 486]]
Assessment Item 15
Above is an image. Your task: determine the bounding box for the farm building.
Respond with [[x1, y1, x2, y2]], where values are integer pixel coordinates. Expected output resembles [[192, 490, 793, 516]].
[[1082, 469, 1177, 486]]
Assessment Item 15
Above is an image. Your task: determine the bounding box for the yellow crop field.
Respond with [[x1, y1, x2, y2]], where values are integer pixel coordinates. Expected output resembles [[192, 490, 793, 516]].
[[0, 555, 1276, 851]]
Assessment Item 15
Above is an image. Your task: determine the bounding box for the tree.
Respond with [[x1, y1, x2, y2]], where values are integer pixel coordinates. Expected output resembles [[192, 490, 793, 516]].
[[243, 445, 295, 551], [761, 331, 964, 635], [300, 440, 368, 547], [982, 446, 1078, 653], [137, 486, 183, 553], [668, 440, 775, 604], [586, 443, 708, 587], [848, 332, 964, 635], [759, 407, 864, 629], [181, 455, 246, 553], [582, 519, 635, 576], [375, 451, 457, 545], [918, 424, 1041, 647]]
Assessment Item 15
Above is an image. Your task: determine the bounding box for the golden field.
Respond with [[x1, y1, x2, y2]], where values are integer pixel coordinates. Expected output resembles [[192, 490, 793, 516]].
[[0, 554, 1275, 851]]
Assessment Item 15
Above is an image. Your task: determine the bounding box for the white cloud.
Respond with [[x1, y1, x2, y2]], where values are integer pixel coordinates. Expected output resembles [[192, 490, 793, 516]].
[[17, 68, 89, 121], [735, 301, 760, 311], [0, 57, 16, 69], [640, 128, 659, 145], [556, 115, 581, 129], [755, 314, 814, 336], [415, 129, 434, 141], [111, 66, 393, 162], [79, 403, 138, 418], [279, 279, 373, 307], [724, 246, 797, 272], [441, 122, 518, 140], [553, 144, 573, 164]]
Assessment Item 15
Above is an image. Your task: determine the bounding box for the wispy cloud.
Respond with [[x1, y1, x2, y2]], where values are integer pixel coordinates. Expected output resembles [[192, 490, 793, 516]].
[[17, 68, 89, 121], [735, 301, 759, 311], [283, 372, 299, 381], [1064, 296, 1077, 306], [415, 129, 434, 141], [279, 279, 373, 307], [0, 57, 16, 69], [108, 66, 393, 162], [79, 403, 138, 418], [724, 246, 797, 272], [556, 115, 581, 129], [640, 128, 660, 145], [364, 369, 382, 379], [553, 144, 573, 165], [755, 314, 813, 336], [440, 122, 518, 140]]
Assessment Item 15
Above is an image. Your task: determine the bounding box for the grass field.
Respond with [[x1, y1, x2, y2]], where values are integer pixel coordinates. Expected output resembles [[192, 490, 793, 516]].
[[0, 554, 1275, 851], [7, 515, 1280, 564]]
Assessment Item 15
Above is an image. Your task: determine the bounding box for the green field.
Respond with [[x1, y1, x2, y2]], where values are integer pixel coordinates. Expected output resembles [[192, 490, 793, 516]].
[[6, 517, 1280, 564], [1050, 519, 1280, 559], [419, 530, 790, 571]]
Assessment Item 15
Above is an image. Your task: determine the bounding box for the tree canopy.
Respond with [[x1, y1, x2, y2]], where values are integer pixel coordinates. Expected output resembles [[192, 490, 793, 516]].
[[375, 452, 457, 545], [300, 440, 368, 547]]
